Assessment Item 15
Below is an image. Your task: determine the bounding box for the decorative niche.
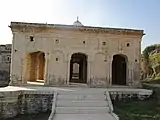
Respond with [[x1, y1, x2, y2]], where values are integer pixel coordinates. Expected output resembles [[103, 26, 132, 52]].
[[56, 58, 59, 61], [102, 42, 106, 45], [55, 39, 59, 44], [127, 43, 130, 47], [30, 36, 34, 42], [135, 59, 137, 62]]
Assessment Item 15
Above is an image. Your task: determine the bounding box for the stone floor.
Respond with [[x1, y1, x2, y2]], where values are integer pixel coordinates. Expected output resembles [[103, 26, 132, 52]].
[[0, 85, 153, 94], [0, 85, 153, 95]]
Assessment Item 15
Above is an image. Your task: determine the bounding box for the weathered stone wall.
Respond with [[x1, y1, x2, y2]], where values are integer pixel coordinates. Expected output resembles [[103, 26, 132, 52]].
[[10, 22, 143, 87], [0, 44, 11, 87], [0, 91, 53, 119]]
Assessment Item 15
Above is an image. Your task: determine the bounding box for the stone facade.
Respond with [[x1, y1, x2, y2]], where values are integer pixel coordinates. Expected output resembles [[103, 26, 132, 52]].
[[9, 21, 144, 87], [0, 44, 11, 87]]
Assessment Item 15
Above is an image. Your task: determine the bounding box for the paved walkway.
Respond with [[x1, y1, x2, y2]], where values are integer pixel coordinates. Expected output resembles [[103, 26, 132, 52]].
[[0, 85, 153, 93]]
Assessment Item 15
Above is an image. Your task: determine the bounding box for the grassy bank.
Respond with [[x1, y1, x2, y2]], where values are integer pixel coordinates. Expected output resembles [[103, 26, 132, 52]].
[[113, 83, 160, 120], [113, 94, 160, 120], [142, 76, 160, 84]]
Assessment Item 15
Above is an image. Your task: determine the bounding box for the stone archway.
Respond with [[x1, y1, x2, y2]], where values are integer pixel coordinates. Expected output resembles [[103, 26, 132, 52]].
[[112, 54, 127, 85], [69, 53, 87, 83], [26, 51, 45, 82]]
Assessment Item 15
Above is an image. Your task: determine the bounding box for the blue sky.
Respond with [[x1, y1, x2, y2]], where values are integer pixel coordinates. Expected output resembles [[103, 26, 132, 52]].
[[0, 0, 159, 51]]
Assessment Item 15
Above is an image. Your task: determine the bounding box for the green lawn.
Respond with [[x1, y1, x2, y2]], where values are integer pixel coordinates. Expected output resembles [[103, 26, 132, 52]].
[[113, 97, 160, 120], [142, 76, 160, 84]]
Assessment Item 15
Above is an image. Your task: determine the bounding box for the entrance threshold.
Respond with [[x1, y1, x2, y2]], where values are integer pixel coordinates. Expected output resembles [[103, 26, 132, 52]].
[[110, 85, 137, 88], [69, 82, 88, 87]]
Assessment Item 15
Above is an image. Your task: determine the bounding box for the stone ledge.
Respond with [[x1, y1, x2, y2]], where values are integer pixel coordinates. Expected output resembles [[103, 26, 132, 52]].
[[10, 22, 144, 36]]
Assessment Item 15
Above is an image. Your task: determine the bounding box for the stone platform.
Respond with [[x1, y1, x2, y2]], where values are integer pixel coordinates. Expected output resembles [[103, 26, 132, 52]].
[[0, 85, 153, 99], [0, 86, 153, 119]]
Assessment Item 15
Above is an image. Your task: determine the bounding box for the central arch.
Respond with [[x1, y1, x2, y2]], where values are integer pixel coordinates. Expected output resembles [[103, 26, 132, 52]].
[[112, 54, 127, 85], [69, 53, 87, 83]]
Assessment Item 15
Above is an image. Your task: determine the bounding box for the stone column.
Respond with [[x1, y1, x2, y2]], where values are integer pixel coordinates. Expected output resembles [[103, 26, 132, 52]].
[[127, 61, 133, 86], [108, 57, 113, 87], [44, 53, 49, 85], [133, 62, 141, 87], [66, 54, 71, 85], [87, 57, 91, 85]]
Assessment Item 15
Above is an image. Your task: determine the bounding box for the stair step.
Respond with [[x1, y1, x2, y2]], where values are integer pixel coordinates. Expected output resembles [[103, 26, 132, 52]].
[[56, 100, 109, 107], [53, 113, 117, 120], [57, 94, 106, 101], [56, 107, 110, 114], [58, 91, 106, 95]]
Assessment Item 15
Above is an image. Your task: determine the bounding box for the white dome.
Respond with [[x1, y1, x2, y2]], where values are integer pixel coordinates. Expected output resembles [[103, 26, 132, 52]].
[[73, 17, 83, 26]]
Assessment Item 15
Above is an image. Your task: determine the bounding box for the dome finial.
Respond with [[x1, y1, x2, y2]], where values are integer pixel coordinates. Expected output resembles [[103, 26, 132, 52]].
[[77, 16, 79, 21], [73, 16, 84, 26]]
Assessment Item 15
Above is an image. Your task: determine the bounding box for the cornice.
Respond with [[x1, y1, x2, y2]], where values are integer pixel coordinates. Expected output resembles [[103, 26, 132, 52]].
[[9, 22, 144, 36]]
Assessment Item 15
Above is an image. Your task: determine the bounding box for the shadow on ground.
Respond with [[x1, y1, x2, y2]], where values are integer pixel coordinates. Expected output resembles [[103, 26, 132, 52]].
[[5, 112, 50, 120]]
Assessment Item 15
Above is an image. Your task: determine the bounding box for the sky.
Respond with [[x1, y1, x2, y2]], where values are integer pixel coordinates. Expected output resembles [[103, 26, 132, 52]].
[[0, 0, 159, 51]]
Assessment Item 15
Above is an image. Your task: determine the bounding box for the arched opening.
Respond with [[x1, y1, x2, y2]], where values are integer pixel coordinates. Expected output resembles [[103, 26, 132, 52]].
[[112, 54, 127, 85], [69, 53, 87, 83], [26, 51, 45, 83]]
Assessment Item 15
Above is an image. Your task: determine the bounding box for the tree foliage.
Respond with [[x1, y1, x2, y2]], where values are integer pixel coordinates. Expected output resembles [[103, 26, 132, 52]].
[[143, 44, 160, 62], [141, 44, 160, 79]]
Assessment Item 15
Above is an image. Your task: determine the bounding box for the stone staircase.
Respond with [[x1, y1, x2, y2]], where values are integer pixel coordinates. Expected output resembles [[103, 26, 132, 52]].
[[48, 90, 119, 120]]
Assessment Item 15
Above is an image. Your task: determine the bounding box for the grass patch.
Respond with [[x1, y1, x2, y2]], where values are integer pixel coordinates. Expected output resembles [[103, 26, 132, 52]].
[[142, 76, 160, 84], [113, 97, 160, 120]]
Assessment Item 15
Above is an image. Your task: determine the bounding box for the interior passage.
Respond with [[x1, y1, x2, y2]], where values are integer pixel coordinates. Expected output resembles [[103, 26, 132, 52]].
[[70, 53, 87, 83]]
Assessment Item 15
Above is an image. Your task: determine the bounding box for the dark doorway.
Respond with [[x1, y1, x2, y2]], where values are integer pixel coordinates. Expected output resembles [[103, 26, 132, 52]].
[[70, 53, 87, 83], [112, 55, 127, 85]]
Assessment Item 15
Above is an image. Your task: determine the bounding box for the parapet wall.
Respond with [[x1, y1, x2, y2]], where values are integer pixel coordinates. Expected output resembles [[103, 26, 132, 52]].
[[0, 91, 54, 119]]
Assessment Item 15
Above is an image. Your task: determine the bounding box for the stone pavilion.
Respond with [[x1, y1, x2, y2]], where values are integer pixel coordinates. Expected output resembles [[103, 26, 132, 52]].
[[9, 18, 144, 87]]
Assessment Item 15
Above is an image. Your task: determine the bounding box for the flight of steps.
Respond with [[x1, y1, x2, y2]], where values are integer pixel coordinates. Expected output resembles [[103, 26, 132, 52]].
[[49, 90, 119, 120]]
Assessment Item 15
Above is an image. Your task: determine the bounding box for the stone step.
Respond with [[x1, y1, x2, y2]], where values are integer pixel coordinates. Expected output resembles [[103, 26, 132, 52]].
[[68, 83, 88, 87], [56, 100, 109, 107], [53, 113, 117, 120], [58, 90, 106, 95], [57, 94, 106, 101], [55, 107, 110, 114]]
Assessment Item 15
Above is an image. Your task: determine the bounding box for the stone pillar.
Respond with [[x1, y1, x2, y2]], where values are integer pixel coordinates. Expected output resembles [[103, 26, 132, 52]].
[[108, 57, 113, 87], [44, 53, 49, 85], [133, 62, 141, 87], [66, 54, 71, 85], [127, 61, 133, 86], [87, 57, 91, 85]]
